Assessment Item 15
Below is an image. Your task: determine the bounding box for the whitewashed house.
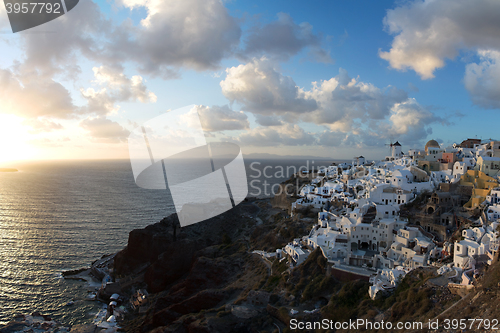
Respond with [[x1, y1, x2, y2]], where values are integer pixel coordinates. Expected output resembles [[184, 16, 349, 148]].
[[487, 187, 500, 205], [285, 243, 310, 265], [453, 240, 483, 269]]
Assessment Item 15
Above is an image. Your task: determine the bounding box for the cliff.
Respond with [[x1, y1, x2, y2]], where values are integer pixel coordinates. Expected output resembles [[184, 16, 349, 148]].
[[114, 196, 332, 332], [112, 192, 500, 333]]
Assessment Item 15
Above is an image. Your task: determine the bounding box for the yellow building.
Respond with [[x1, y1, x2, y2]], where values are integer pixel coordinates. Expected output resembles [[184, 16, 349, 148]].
[[459, 170, 499, 208]]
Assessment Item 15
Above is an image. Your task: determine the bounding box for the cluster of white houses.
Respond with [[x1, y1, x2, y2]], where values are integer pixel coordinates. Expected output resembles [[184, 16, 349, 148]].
[[281, 139, 500, 299]]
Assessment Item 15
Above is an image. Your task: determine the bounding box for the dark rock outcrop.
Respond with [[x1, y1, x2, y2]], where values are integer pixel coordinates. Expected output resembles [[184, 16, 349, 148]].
[[116, 200, 285, 333], [114, 216, 178, 275], [144, 238, 205, 293]]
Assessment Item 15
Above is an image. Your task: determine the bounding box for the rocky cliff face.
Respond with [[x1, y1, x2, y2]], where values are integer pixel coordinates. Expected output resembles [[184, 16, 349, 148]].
[[114, 201, 257, 277], [114, 218, 176, 275], [115, 200, 285, 332], [115, 191, 500, 333]]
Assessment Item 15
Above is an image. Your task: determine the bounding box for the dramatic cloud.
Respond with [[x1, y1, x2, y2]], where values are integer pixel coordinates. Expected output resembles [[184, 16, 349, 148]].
[[16, 0, 330, 80], [303, 69, 408, 131], [464, 50, 500, 109], [80, 66, 157, 115], [181, 105, 249, 132], [237, 124, 316, 147], [112, 0, 241, 76], [80, 117, 131, 143], [19, 0, 111, 77], [221, 61, 408, 134], [12, 0, 240, 79], [220, 58, 317, 115], [92, 66, 157, 102], [222, 62, 440, 147], [0, 68, 76, 119], [317, 98, 438, 147], [387, 98, 438, 143], [380, 0, 500, 80], [254, 114, 283, 127], [242, 13, 331, 63]]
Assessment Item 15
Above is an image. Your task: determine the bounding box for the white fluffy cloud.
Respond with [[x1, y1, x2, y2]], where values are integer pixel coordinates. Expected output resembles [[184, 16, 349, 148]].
[[388, 98, 437, 142], [220, 58, 317, 115], [317, 98, 438, 147], [221, 59, 409, 134], [92, 66, 157, 103], [303, 69, 408, 131], [16, 0, 331, 80], [19, 0, 111, 77], [0, 68, 76, 119], [7, 0, 239, 82], [464, 50, 500, 109], [380, 0, 500, 80], [222, 60, 441, 147], [80, 66, 157, 115], [112, 0, 241, 76], [80, 117, 131, 143]]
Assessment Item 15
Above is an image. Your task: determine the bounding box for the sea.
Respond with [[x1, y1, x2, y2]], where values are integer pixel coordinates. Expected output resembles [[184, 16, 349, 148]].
[[0, 158, 338, 325]]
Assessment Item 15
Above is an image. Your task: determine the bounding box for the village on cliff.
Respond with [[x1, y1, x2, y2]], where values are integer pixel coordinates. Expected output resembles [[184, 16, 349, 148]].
[[257, 138, 500, 300]]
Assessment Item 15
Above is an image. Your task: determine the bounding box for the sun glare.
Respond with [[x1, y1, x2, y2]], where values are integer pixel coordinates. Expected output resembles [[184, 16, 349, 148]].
[[0, 114, 36, 165]]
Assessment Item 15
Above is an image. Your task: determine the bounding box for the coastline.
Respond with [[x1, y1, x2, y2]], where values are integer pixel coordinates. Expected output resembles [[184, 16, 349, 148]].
[[0, 168, 320, 332], [3, 150, 500, 332]]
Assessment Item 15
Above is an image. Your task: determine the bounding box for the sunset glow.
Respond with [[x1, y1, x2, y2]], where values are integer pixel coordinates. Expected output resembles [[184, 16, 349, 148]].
[[0, 114, 35, 164]]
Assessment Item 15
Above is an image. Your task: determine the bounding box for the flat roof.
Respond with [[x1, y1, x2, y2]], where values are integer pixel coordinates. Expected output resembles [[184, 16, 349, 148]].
[[458, 239, 480, 248]]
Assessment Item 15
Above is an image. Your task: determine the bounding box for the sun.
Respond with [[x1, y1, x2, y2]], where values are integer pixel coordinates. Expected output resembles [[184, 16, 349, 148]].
[[0, 114, 36, 165]]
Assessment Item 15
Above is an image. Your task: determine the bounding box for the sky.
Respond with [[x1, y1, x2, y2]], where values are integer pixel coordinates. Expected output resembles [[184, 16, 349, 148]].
[[0, 0, 500, 164]]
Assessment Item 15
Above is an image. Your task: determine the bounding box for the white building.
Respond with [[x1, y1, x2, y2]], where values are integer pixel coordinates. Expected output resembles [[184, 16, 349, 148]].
[[369, 267, 409, 299], [486, 187, 500, 205], [452, 161, 467, 180], [307, 226, 349, 259], [453, 222, 499, 270], [285, 243, 310, 265], [352, 156, 366, 167], [373, 226, 435, 269], [453, 240, 483, 269]]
